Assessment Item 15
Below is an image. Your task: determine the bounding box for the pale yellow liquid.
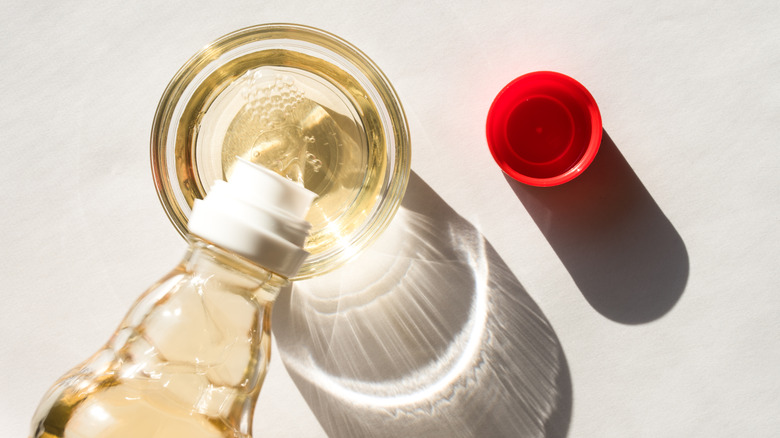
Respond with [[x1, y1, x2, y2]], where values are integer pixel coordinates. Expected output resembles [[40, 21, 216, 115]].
[[33, 50, 394, 437], [174, 50, 388, 259], [31, 247, 280, 438]]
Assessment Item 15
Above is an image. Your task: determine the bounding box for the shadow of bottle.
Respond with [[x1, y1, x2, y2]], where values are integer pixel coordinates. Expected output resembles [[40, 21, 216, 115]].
[[273, 172, 571, 438], [508, 130, 689, 324]]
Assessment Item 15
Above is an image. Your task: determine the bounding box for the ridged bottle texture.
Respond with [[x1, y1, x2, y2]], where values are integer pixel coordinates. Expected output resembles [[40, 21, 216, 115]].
[[31, 241, 287, 438]]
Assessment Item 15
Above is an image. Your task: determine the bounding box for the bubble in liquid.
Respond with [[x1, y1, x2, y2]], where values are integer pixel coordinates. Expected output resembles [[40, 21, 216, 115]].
[[306, 152, 323, 173], [237, 71, 332, 182]]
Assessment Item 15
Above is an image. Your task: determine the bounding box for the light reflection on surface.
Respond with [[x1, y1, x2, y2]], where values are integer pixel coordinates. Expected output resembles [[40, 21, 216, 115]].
[[274, 173, 571, 438]]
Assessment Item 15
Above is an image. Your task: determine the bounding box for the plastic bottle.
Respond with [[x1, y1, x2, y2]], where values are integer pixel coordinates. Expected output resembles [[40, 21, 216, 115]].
[[30, 158, 316, 438]]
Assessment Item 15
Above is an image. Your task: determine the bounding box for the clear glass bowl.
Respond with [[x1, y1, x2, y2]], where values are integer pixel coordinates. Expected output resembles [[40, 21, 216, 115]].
[[151, 24, 410, 279]]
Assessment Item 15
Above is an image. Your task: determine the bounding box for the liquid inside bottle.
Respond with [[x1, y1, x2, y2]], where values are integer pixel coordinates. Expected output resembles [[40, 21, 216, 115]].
[[31, 241, 286, 438]]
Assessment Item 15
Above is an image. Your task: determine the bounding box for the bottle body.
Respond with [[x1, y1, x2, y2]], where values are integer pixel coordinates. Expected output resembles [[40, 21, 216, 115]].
[[31, 240, 287, 438]]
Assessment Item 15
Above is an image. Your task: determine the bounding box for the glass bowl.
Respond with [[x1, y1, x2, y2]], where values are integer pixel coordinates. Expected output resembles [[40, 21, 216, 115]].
[[151, 23, 410, 279]]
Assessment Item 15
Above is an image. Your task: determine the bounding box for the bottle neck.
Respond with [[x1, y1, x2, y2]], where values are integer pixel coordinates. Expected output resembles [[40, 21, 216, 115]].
[[185, 237, 290, 302]]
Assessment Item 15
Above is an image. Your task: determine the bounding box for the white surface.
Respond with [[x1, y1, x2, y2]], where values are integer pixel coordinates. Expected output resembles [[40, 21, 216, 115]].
[[1, 1, 779, 437]]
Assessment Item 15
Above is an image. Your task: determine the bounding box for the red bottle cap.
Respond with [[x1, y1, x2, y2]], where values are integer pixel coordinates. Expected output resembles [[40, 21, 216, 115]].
[[486, 71, 602, 186]]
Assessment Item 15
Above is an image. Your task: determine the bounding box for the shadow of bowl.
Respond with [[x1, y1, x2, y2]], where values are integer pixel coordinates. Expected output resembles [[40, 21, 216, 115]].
[[273, 173, 571, 438]]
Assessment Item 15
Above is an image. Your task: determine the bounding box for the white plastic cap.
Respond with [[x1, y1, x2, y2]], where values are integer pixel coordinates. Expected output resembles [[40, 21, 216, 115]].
[[187, 158, 317, 278]]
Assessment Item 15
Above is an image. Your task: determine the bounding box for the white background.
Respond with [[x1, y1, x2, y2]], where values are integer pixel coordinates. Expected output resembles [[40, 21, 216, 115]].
[[2, 1, 779, 437]]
